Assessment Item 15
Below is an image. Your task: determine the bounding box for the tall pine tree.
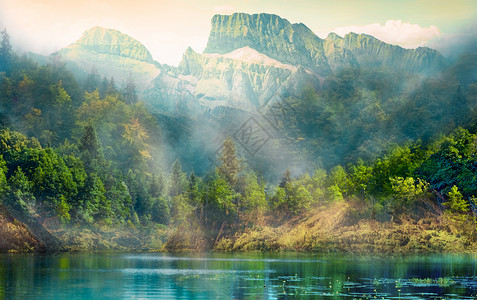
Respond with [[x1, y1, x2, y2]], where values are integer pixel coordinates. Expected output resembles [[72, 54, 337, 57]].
[[0, 29, 13, 72], [169, 159, 186, 197], [78, 123, 105, 175], [217, 136, 242, 188]]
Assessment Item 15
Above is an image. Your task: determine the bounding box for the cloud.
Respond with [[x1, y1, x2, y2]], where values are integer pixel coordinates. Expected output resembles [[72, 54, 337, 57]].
[[213, 5, 237, 14], [330, 20, 441, 48], [425, 20, 477, 56], [143, 32, 207, 66]]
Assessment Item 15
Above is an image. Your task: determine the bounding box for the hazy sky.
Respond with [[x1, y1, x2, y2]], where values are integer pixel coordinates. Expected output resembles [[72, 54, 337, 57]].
[[1, 0, 476, 65]]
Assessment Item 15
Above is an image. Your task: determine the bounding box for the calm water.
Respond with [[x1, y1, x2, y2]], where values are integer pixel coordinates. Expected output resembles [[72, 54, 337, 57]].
[[1, 252, 477, 299]]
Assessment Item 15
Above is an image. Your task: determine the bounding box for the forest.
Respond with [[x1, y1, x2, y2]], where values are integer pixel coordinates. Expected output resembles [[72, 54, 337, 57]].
[[1, 29, 477, 252]]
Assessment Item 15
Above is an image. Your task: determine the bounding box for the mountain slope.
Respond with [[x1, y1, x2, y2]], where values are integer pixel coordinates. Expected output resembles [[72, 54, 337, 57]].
[[337, 32, 443, 73], [54, 27, 160, 91], [75, 26, 153, 63], [174, 46, 321, 110]]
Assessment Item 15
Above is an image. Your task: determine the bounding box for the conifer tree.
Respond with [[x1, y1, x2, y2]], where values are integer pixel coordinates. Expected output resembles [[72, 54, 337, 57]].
[[150, 173, 165, 198], [445, 185, 469, 214], [187, 171, 201, 206], [0, 155, 7, 196], [124, 74, 138, 105], [107, 77, 117, 95], [169, 159, 186, 197], [279, 169, 291, 188], [84, 68, 100, 92], [78, 123, 104, 174], [217, 136, 242, 188], [99, 77, 109, 98], [0, 29, 12, 72]]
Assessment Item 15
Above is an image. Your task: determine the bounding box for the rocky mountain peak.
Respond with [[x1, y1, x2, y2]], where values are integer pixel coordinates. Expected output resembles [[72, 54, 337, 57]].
[[75, 26, 153, 63], [204, 13, 331, 75], [326, 32, 343, 41]]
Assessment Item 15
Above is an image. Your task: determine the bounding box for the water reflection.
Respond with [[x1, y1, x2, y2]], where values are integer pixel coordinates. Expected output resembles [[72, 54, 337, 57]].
[[0, 252, 476, 299]]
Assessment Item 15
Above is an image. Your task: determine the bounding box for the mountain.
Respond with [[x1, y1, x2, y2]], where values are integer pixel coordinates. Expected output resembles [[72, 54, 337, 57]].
[[150, 46, 320, 111], [53, 13, 446, 115], [75, 26, 153, 63], [54, 27, 160, 91], [205, 13, 331, 75], [205, 13, 443, 74], [326, 32, 444, 73]]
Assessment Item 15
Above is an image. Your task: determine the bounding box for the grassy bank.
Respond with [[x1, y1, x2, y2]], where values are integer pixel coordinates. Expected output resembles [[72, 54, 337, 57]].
[[213, 202, 477, 253], [2, 201, 476, 254], [0, 206, 44, 252]]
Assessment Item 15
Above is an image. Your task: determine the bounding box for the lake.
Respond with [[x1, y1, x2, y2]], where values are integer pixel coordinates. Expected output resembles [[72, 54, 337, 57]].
[[1, 252, 476, 299]]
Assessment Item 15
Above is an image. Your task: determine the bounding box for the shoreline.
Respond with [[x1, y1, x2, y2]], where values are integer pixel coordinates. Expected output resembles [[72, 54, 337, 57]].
[[2, 202, 476, 254]]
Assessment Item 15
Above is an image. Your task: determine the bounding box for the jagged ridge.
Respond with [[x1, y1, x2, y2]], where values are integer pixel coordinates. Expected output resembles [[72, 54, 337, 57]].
[[205, 13, 331, 75], [205, 13, 444, 74]]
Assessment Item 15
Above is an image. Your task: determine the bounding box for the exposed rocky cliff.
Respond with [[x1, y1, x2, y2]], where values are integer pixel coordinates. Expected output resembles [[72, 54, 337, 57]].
[[205, 13, 331, 75], [175, 46, 321, 110], [205, 13, 444, 74], [327, 32, 444, 73]]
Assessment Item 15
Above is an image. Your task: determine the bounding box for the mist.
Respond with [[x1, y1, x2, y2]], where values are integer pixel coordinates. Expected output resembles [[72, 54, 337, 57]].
[[1, 9, 477, 255]]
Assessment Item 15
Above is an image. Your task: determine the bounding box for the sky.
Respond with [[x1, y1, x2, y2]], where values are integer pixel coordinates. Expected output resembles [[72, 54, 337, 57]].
[[1, 0, 476, 65]]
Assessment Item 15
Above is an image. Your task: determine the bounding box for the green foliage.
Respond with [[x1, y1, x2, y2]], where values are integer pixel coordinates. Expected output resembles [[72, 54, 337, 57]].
[[127, 171, 153, 218], [269, 61, 476, 174], [171, 194, 193, 224], [309, 168, 327, 201], [131, 211, 140, 226], [78, 123, 104, 173], [416, 128, 477, 199], [0, 29, 13, 72], [285, 181, 313, 214], [55, 195, 71, 223], [0, 32, 476, 246], [169, 159, 186, 197], [0, 155, 7, 196], [151, 196, 170, 225], [76, 173, 106, 223], [202, 171, 237, 226], [240, 171, 267, 212], [124, 74, 138, 105], [77, 91, 157, 171], [7, 166, 35, 209], [390, 176, 429, 210], [325, 184, 343, 202], [187, 171, 201, 206], [271, 174, 314, 216], [327, 165, 349, 199], [270, 186, 286, 210], [445, 185, 469, 214], [150, 174, 166, 198], [348, 160, 372, 197], [0, 52, 159, 226], [105, 180, 131, 221], [217, 137, 242, 188]]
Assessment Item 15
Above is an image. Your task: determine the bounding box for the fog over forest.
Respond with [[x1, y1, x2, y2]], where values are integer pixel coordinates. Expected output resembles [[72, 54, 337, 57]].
[[0, 12, 476, 253]]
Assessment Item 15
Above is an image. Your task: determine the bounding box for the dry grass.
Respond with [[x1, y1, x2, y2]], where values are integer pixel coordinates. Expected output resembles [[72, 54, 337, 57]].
[[213, 202, 477, 253], [3, 200, 476, 253], [0, 205, 45, 252]]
